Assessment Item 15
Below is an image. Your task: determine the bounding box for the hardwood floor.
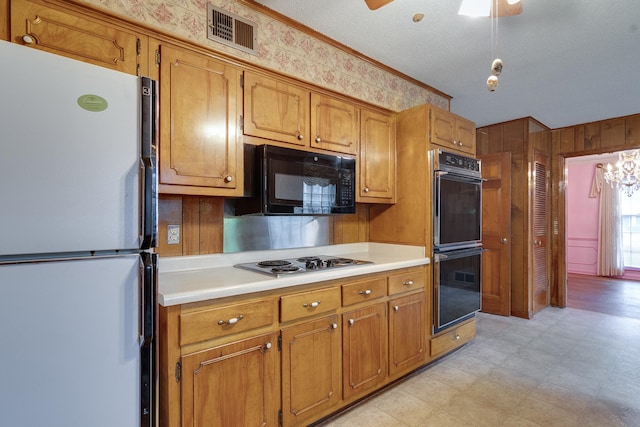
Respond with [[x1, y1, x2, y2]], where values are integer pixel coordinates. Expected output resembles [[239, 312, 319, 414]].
[[567, 273, 640, 320]]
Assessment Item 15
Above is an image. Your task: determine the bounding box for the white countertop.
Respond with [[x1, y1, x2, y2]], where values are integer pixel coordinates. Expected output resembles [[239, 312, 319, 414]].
[[158, 243, 429, 306]]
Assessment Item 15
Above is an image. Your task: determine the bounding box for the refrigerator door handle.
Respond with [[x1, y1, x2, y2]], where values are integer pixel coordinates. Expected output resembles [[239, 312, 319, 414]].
[[140, 252, 157, 427], [140, 77, 158, 249], [140, 252, 157, 347]]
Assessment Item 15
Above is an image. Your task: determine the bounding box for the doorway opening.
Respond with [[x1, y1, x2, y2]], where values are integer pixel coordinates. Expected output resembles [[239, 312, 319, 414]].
[[564, 151, 640, 320]]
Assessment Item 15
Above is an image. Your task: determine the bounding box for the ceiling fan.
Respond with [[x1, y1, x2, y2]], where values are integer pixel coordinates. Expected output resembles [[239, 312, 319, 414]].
[[364, 0, 522, 17]]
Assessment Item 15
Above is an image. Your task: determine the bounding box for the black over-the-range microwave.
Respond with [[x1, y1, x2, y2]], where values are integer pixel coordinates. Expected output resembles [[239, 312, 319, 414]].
[[235, 144, 357, 215]]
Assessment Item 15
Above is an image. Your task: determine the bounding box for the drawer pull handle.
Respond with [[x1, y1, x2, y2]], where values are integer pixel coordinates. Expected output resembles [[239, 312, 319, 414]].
[[303, 301, 321, 308], [218, 314, 244, 326], [403, 280, 414, 287], [454, 334, 461, 341], [358, 289, 372, 296]]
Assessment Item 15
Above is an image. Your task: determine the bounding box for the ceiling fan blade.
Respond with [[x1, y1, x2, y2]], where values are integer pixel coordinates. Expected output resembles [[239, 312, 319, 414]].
[[364, 0, 394, 10], [492, 0, 522, 17]]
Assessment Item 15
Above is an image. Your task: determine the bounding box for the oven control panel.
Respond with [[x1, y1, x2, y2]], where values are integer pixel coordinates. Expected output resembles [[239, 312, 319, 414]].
[[434, 148, 481, 177]]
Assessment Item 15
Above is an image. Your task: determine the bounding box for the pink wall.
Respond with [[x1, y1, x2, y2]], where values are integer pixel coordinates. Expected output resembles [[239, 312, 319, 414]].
[[566, 157, 640, 279], [566, 159, 600, 275]]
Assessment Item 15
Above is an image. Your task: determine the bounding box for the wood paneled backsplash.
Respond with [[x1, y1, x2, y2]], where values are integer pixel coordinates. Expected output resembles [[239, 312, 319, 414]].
[[157, 195, 370, 256], [157, 196, 224, 256]]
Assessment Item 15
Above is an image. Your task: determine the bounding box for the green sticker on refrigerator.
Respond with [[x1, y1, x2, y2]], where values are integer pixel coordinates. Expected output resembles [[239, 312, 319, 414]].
[[77, 94, 108, 112]]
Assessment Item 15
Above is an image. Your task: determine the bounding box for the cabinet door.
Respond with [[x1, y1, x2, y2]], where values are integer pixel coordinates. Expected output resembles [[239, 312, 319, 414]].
[[158, 43, 242, 196], [11, 0, 143, 75], [455, 116, 477, 155], [430, 108, 457, 150], [311, 93, 358, 155], [431, 107, 476, 155], [358, 109, 396, 202], [342, 302, 387, 400], [181, 333, 278, 427], [242, 71, 310, 147], [388, 292, 425, 377], [281, 315, 341, 427]]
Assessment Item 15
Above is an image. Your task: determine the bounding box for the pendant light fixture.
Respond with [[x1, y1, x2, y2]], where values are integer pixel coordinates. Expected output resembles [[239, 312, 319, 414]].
[[604, 150, 640, 197], [458, 0, 522, 91]]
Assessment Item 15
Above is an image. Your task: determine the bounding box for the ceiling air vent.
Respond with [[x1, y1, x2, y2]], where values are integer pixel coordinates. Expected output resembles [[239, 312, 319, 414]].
[[207, 4, 257, 55]]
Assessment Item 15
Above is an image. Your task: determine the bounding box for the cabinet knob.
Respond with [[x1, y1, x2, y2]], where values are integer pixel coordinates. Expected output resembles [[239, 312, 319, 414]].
[[331, 323, 338, 329], [303, 301, 321, 308], [403, 280, 414, 287], [22, 34, 35, 45], [458, 141, 464, 147], [315, 136, 322, 143], [297, 133, 304, 140], [501, 237, 508, 244], [358, 289, 372, 296], [224, 175, 233, 183], [363, 187, 369, 193], [393, 305, 399, 312], [218, 314, 244, 325], [264, 342, 272, 350], [454, 334, 461, 341], [348, 319, 355, 326]]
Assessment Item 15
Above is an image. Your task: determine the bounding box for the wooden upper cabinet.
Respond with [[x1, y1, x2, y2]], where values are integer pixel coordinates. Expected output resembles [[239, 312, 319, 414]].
[[358, 109, 396, 203], [157, 43, 242, 196], [430, 106, 476, 155], [242, 71, 309, 147], [311, 93, 359, 155], [10, 0, 145, 75]]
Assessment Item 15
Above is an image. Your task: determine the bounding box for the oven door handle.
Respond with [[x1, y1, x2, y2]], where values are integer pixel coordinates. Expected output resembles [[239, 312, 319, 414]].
[[433, 253, 448, 262]]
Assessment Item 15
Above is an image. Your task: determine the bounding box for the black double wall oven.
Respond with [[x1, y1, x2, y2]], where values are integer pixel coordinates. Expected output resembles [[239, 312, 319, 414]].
[[432, 148, 483, 334]]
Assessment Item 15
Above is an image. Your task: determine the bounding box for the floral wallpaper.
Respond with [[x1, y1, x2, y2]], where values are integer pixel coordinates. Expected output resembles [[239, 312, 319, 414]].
[[83, 0, 449, 112]]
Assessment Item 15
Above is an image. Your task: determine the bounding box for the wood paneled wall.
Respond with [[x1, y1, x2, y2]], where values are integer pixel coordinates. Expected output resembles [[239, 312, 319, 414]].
[[550, 112, 640, 307], [477, 117, 551, 318]]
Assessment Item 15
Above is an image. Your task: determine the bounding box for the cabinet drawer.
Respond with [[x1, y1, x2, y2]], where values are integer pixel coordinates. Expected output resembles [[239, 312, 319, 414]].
[[388, 268, 426, 295], [179, 298, 278, 346], [342, 276, 387, 307], [430, 318, 476, 358], [280, 287, 340, 323]]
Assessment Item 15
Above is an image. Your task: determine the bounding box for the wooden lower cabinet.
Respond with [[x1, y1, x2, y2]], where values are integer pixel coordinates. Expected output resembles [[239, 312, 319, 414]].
[[430, 318, 476, 359], [388, 292, 426, 377], [160, 266, 478, 427], [281, 315, 341, 427], [342, 302, 387, 400], [181, 332, 279, 427]]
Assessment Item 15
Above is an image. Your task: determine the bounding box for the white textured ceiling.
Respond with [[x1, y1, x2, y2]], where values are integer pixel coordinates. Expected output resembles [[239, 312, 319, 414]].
[[253, 0, 640, 129]]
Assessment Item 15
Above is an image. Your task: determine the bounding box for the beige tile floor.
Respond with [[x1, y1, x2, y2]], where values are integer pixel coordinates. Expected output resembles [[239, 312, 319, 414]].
[[317, 308, 640, 427]]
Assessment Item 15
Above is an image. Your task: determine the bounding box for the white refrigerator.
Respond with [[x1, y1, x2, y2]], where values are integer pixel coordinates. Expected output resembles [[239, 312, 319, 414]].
[[0, 40, 158, 427]]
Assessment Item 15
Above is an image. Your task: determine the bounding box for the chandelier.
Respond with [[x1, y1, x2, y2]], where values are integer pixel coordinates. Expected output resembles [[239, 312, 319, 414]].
[[604, 150, 640, 197]]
